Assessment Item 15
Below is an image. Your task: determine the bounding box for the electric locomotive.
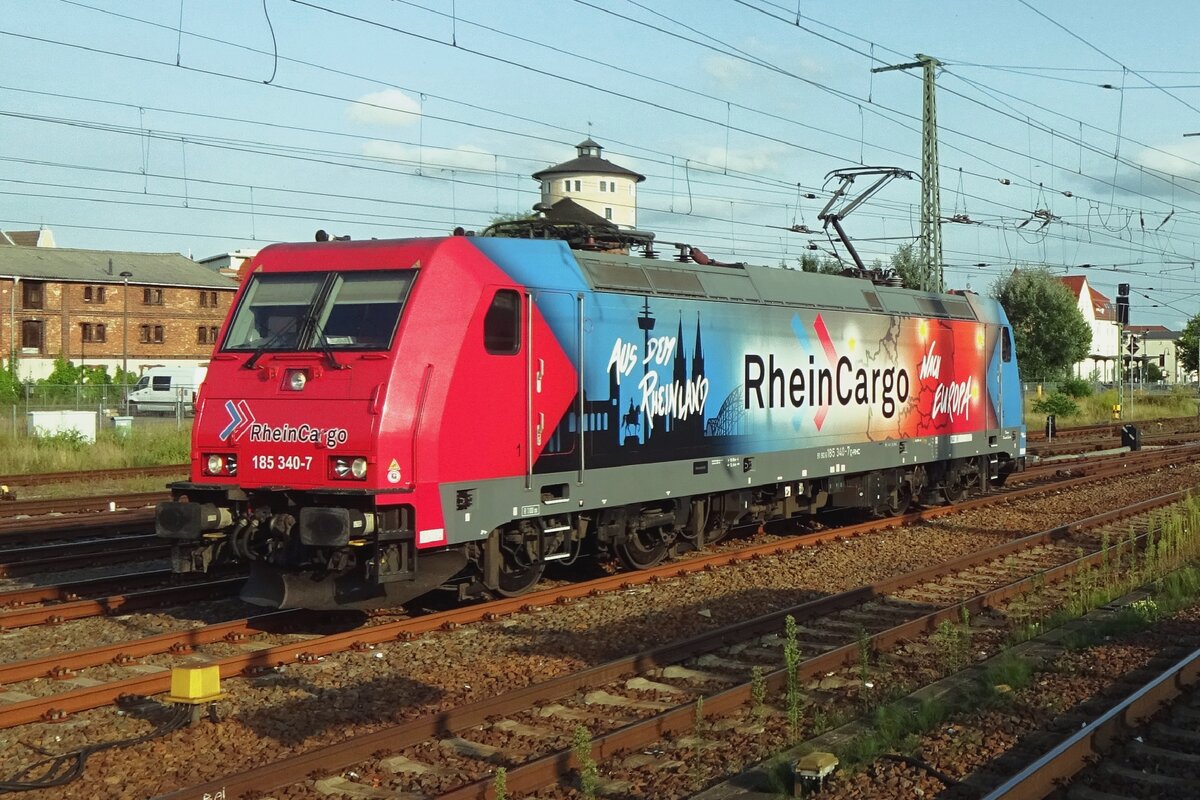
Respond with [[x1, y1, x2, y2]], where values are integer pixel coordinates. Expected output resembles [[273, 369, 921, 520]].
[[156, 226, 1025, 609]]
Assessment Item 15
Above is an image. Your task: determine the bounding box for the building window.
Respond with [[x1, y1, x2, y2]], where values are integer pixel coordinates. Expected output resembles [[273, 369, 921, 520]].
[[21, 319, 43, 351], [604, 207, 613, 220], [81, 322, 107, 343], [599, 181, 607, 192], [199, 290, 218, 308], [139, 324, 164, 344], [197, 326, 220, 344], [574, 180, 581, 191], [21, 281, 43, 310], [83, 285, 106, 304], [1160, 354, 1166, 367], [143, 287, 164, 305], [563, 179, 570, 192]]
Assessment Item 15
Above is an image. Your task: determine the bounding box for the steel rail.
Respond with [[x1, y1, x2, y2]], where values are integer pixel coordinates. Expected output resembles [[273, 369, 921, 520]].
[[0, 464, 186, 489], [0, 577, 244, 630], [0, 491, 164, 518], [0, 609, 301, 685], [155, 489, 1190, 800], [0, 541, 171, 578], [0, 568, 173, 608], [982, 647, 1200, 800]]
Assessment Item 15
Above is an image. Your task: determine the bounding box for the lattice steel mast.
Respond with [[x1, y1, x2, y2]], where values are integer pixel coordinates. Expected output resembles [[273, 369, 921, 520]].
[[873, 54, 943, 292]]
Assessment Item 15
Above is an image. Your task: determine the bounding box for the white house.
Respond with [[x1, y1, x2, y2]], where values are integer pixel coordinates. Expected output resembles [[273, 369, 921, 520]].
[[1128, 325, 1185, 384], [1059, 275, 1120, 381], [532, 139, 645, 229]]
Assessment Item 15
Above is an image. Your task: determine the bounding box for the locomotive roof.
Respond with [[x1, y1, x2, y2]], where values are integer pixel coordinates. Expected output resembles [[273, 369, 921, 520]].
[[472, 238, 981, 322]]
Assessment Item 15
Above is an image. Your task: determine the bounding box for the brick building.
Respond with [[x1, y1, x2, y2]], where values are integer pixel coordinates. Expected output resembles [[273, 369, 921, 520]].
[[0, 243, 238, 381]]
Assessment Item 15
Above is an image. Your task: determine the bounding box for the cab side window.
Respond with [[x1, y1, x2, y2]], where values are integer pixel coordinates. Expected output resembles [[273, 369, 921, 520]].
[[1002, 327, 1013, 363], [484, 290, 521, 355]]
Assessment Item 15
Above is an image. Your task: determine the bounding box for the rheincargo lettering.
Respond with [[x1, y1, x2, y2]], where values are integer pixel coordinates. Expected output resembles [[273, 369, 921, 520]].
[[744, 353, 910, 418], [248, 422, 349, 449]]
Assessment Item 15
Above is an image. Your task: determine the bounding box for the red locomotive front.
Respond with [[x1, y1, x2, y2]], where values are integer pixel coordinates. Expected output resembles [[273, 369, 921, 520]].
[[155, 236, 576, 608]]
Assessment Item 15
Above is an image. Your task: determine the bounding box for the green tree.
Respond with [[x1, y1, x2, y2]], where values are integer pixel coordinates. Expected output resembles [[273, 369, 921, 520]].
[[890, 243, 923, 290], [487, 210, 535, 227], [797, 253, 843, 275], [1144, 362, 1165, 383], [1179, 315, 1200, 376], [0, 360, 20, 405], [992, 268, 1091, 381]]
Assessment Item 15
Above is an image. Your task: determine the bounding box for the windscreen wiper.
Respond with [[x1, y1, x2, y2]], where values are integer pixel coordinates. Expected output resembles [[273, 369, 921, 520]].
[[242, 317, 300, 370], [307, 314, 348, 371]]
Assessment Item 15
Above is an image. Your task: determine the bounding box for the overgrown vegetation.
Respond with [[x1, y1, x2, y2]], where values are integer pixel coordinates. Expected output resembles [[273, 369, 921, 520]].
[[0, 425, 190, 474], [1030, 391, 1079, 418], [571, 726, 599, 800], [1025, 385, 1197, 425]]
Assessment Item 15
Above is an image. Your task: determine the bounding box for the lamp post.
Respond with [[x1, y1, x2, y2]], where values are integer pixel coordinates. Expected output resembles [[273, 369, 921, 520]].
[[119, 271, 133, 380]]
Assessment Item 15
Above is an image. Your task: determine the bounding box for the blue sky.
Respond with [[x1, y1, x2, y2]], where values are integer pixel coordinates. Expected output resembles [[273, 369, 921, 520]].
[[3, 1, 1200, 328]]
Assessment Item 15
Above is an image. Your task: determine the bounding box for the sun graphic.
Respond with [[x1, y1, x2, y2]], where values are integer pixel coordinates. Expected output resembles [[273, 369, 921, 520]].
[[976, 328, 985, 350], [971, 382, 980, 401], [918, 319, 929, 340]]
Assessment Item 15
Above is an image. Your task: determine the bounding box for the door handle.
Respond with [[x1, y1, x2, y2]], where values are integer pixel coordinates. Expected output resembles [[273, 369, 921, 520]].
[[536, 358, 544, 393], [536, 412, 544, 446]]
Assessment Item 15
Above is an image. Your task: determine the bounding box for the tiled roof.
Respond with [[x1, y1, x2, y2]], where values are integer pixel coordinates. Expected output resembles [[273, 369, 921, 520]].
[[1, 230, 46, 247], [1059, 275, 1087, 296], [0, 246, 238, 289], [1088, 286, 1113, 320]]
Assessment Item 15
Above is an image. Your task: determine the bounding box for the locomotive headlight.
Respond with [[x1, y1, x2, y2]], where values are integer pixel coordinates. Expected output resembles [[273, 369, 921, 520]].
[[206, 454, 224, 474], [330, 456, 369, 480], [287, 369, 308, 391]]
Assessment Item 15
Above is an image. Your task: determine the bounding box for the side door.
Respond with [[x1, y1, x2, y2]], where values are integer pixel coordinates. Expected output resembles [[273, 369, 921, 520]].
[[529, 289, 582, 481]]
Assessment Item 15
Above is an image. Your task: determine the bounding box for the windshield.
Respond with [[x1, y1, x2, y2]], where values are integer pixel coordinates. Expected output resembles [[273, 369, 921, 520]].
[[222, 270, 415, 352]]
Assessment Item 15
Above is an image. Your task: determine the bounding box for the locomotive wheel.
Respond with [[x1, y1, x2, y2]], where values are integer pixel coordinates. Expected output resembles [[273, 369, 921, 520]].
[[496, 560, 545, 596], [494, 529, 544, 597], [616, 528, 669, 570], [941, 459, 974, 503], [887, 482, 913, 516]]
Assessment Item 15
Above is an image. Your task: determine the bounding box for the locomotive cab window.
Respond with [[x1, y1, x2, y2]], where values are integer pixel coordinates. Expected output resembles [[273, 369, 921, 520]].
[[1002, 327, 1013, 362], [314, 271, 413, 349], [484, 290, 521, 354], [223, 270, 414, 352]]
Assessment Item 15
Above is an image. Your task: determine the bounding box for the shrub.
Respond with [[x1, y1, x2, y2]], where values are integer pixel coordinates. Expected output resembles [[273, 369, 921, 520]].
[[1058, 376, 1092, 399], [1031, 392, 1079, 417]]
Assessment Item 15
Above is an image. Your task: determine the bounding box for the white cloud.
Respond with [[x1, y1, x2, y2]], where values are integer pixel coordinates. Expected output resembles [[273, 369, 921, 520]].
[[703, 54, 753, 89], [684, 142, 788, 174], [347, 89, 421, 127], [363, 140, 497, 172], [1133, 139, 1200, 180]]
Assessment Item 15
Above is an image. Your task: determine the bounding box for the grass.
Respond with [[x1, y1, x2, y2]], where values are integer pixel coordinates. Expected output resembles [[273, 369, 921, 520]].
[[1023, 386, 1197, 426], [0, 425, 191, 475]]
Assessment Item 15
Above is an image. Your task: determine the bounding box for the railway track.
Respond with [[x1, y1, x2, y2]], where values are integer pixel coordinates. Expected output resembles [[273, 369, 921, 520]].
[[0, 464, 185, 489], [984, 649, 1200, 800], [0, 445, 1196, 797], [0, 444, 1181, 635], [154, 489, 1194, 800], [0, 449, 1182, 756]]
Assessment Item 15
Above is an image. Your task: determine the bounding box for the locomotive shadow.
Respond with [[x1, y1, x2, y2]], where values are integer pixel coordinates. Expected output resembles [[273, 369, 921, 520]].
[[236, 668, 445, 747]]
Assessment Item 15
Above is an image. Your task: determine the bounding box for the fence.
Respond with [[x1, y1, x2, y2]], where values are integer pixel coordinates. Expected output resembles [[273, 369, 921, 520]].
[[0, 384, 194, 437]]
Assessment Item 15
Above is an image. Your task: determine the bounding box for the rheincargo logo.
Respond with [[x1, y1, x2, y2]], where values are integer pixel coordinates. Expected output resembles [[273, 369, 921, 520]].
[[249, 422, 349, 449], [743, 353, 910, 419]]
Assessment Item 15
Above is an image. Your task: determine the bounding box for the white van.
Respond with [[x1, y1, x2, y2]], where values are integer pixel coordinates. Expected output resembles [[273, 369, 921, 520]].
[[128, 365, 208, 415]]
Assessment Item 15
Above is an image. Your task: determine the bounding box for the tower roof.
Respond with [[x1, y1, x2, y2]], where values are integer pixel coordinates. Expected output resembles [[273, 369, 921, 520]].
[[532, 139, 645, 182]]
